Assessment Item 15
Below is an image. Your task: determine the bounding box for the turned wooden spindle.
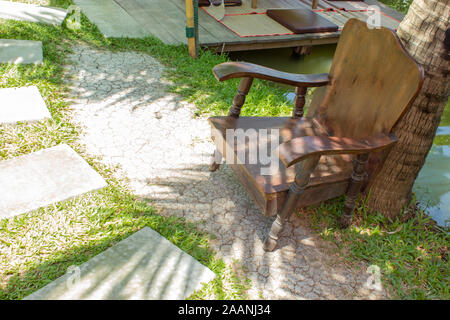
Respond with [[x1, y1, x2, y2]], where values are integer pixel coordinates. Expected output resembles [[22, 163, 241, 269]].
[[340, 153, 370, 228], [263, 155, 320, 252], [212, 77, 253, 172], [228, 77, 254, 118], [292, 86, 307, 118]]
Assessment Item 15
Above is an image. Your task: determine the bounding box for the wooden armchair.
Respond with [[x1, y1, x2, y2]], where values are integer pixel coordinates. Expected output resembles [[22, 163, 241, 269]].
[[208, 19, 424, 251]]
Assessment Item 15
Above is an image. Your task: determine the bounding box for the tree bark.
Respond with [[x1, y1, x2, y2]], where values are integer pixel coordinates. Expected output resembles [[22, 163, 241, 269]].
[[366, 0, 450, 219]]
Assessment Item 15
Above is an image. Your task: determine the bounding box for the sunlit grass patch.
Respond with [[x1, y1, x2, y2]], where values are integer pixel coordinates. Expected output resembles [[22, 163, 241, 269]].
[[0, 6, 250, 300], [107, 37, 293, 117], [306, 197, 449, 299], [189, 259, 252, 300]]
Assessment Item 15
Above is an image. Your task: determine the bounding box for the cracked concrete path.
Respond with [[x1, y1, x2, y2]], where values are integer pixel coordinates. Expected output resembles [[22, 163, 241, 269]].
[[66, 45, 387, 300]]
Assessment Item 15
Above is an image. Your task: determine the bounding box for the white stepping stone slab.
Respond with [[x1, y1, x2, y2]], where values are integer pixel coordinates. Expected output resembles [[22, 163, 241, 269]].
[[0, 0, 67, 25], [0, 86, 50, 124], [0, 144, 107, 219], [74, 0, 147, 38], [25, 227, 216, 300], [0, 39, 43, 64]]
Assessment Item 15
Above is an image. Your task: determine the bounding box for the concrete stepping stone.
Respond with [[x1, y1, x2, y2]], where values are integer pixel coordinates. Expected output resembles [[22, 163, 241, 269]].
[[0, 39, 43, 64], [74, 0, 147, 38], [0, 86, 50, 124], [0, 144, 107, 219], [25, 227, 216, 300], [0, 0, 67, 25]]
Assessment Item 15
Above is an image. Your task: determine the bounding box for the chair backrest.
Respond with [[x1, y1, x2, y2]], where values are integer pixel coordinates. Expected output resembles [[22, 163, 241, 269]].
[[307, 19, 424, 139]]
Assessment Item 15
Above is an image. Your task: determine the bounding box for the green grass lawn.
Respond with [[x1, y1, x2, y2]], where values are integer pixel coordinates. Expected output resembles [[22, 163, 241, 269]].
[[0, 0, 448, 300], [306, 197, 449, 299], [0, 5, 255, 300]]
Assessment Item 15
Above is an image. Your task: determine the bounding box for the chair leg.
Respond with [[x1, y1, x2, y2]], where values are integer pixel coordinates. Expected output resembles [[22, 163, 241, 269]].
[[292, 86, 307, 119], [209, 149, 222, 172], [340, 153, 369, 228], [263, 156, 320, 252], [228, 77, 254, 118]]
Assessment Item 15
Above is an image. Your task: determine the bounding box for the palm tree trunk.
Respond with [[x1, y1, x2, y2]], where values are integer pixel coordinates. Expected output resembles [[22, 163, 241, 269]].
[[366, 0, 450, 219]]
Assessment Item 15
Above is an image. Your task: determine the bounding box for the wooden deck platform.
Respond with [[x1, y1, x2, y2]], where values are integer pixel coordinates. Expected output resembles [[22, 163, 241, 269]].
[[103, 0, 404, 52]]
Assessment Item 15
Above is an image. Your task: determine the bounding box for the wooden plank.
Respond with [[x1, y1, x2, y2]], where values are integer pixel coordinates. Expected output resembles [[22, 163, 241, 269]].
[[197, 0, 325, 46], [112, 0, 403, 51], [326, 4, 400, 30], [365, 0, 404, 21], [349, 10, 400, 30], [197, 8, 239, 44], [325, 0, 371, 11], [315, 11, 348, 28], [213, 12, 294, 37], [74, 0, 147, 38], [307, 19, 423, 139], [207, 34, 339, 52], [202, 29, 340, 47]]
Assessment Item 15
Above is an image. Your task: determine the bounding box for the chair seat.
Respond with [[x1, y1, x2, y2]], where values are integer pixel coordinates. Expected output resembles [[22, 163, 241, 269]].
[[209, 116, 354, 215]]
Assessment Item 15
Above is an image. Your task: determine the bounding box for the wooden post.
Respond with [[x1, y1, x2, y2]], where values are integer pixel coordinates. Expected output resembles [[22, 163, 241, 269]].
[[312, 0, 318, 9], [251, 0, 258, 9], [185, 0, 198, 58]]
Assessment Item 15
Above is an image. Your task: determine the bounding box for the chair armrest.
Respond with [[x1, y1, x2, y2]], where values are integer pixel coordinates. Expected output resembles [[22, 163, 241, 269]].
[[278, 133, 398, 167], [213, 62, 330, 87]]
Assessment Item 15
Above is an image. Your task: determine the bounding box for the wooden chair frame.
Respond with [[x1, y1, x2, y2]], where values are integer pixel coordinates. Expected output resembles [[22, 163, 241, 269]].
[[208, 19, 424, 251]]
